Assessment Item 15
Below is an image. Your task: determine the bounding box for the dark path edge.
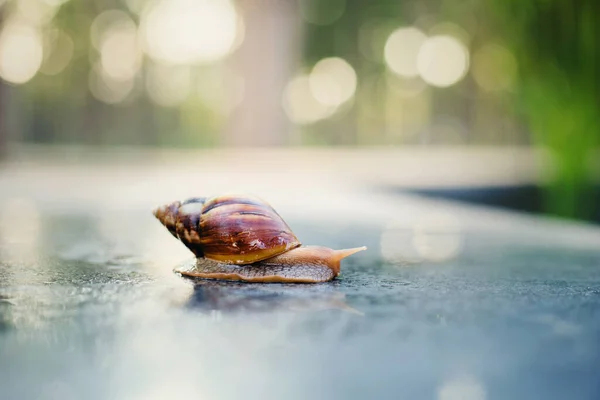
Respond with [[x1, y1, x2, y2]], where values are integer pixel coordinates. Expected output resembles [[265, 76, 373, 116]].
[[391, 185, 600, 224]]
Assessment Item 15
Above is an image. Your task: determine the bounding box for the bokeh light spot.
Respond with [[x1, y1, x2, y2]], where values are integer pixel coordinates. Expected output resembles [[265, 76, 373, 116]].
[[283, 75, 336, 125], [90, 10, 132, 51], [89, 63, 134, 104], [412, 212, 463, 262], [384, 27, 427, 78], [380, 222, 422, 265], [0, 23, 43, 84], [16, 0, 59, 26], [99, 20, 142, 81], [141, 0, 239, 65], [417, 35, 469, 87], [438, 376, 486, 400], [309, 57, 357, 107]]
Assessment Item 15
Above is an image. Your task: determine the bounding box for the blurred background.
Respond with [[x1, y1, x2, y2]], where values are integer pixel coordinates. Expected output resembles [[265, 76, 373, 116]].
[[0, 0, 597, 221]]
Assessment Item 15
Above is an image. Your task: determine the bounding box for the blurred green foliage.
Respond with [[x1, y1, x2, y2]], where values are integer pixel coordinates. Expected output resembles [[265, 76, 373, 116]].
[[302, 0, 598, 219], [485, 0, 599, 219]]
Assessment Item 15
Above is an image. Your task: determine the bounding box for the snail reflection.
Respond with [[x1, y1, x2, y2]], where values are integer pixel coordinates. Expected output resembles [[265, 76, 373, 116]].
[[179, 278, 363, 316], [153, 194, 366, 283]]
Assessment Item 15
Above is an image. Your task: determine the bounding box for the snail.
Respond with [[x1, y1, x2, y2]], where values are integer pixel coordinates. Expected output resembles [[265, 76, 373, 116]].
[[153, 194, 366, 283]]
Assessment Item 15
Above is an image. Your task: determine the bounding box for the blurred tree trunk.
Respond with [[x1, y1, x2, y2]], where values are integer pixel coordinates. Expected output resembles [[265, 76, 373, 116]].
[[224, 0, 302, 146]]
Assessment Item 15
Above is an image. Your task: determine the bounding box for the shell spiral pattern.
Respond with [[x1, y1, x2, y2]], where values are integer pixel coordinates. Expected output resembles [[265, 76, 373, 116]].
[[153, 194, 301, 265]]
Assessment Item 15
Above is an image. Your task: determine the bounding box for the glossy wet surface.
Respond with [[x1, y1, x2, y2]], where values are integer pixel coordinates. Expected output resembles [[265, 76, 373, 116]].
[[1, 151, 599, 400]]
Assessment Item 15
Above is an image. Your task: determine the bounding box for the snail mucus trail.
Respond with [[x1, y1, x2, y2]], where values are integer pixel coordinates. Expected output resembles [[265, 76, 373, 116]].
[[153, 194, 366, 283]]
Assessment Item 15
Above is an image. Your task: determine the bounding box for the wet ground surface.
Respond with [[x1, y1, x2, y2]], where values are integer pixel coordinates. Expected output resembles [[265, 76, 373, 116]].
[[1, 150, 599, 400]]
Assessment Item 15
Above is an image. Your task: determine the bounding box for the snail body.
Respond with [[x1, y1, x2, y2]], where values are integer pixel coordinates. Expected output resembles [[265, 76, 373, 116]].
[[153, 194, 366, 283], [174, 246, 365, 283]]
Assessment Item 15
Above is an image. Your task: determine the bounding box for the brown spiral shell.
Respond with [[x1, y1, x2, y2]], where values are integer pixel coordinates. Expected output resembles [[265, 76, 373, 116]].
[[153, 194, 301, 264]]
